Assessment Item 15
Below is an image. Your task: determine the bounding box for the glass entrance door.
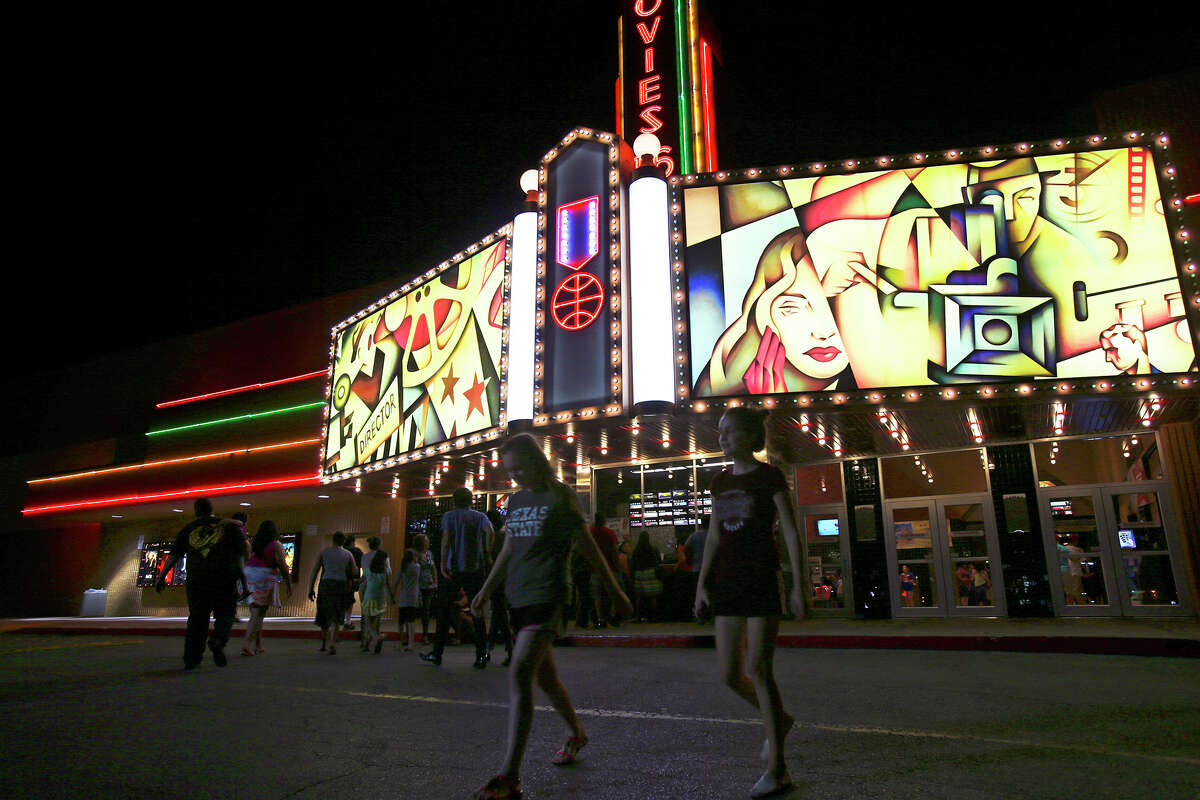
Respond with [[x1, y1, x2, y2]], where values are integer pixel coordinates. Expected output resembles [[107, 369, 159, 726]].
[[884, 494, 1004, 617], [798, 505, 851, 616], [1040, 483, 1189, 616]]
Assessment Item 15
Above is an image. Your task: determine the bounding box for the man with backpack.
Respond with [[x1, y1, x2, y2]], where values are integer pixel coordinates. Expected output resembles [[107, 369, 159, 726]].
[[156, 497, 248, 669]]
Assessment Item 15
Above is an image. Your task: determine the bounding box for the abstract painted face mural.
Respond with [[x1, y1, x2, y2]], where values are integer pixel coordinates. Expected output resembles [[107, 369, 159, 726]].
[[683, 145, 1196, 399], [323, 238, 508, 477], [696, 229, 853, 395]]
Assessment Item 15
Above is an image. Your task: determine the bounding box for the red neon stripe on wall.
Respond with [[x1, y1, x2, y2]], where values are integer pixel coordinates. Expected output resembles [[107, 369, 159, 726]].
[[155, 370, 327, 408], [1185, 193, 1200, 204], [22, 475, 321, 515], [700, 38, 717, 171]]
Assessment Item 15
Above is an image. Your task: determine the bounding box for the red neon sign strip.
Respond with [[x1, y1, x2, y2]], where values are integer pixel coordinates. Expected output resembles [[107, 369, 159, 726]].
[[701, 38, 717, 171], [1185, 193, 1200, 205], [27, 438, 320, 485], [22, 474, 321, 515], [155, 369, 327, 408]]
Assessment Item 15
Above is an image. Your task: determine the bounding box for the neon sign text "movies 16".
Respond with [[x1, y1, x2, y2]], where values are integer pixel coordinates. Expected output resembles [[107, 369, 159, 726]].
[[631, 0, 675, 176]]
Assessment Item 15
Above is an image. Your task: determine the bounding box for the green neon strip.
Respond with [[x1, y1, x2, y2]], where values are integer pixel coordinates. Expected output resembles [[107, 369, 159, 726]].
[[673, 0, 693, 175], [146, 401, 324, 436]]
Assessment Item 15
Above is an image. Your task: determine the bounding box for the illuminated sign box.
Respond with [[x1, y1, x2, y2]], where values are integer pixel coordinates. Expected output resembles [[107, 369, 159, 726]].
[[671, 136, 1196, 402], [321, 229, 511, 481], [534, 128, 630, 424]]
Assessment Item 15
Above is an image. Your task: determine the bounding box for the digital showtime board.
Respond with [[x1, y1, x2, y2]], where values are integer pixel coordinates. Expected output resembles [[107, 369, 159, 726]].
[[671, 137, 1196, 403], [322, 229, 511, 481]]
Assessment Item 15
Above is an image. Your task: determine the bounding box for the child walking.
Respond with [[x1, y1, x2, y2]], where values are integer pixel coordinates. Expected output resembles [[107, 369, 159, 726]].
[[469, 433, 632, 800], [393, 548, 421, 651], [359, 548, 390, 654], [694, 408, 805, 798]]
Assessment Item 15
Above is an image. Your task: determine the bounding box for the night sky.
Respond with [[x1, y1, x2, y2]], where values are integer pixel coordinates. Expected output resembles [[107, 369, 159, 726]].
[[12, 4, 1198, 374]]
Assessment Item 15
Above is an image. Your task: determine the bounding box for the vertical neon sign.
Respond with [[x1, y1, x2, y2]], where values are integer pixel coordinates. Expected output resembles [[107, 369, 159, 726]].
[[622, 0, 678, 176], [619, 0, 717, 175]]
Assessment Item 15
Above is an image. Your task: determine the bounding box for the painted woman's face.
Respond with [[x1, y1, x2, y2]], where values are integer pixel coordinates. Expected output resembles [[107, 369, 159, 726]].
[[769, 255, 849, 380]]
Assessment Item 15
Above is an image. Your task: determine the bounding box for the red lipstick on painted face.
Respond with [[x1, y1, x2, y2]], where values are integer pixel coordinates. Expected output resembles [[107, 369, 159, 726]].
[[804, 346, 841, 363]]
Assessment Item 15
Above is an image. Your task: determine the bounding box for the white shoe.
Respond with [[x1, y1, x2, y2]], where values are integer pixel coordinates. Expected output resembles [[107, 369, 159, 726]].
[[750, 772, 793, 798]]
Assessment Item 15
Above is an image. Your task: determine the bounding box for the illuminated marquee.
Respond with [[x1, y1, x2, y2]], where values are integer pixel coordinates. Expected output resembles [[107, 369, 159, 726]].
[[672, 137, 1197, 403], [321, 229, 511, 481]]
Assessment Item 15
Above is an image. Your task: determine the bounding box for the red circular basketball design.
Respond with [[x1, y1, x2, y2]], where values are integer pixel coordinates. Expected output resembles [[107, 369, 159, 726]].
[[551, 272, 604, 331]]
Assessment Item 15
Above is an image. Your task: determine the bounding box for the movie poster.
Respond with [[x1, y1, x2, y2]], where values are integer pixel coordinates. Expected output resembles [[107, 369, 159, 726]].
[[683, 147, 1196, 397], [137, 542, 186, 587]]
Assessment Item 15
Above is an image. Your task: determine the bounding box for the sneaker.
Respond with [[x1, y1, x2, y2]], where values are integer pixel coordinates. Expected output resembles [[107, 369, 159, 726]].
[[419, 651, 442, 665], [208, 640, 227, 668], [473, 651, 489, 669]]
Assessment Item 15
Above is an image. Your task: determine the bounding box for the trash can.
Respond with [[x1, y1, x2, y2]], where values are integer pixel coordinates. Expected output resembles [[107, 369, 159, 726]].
[[80, 589, 107, 617]]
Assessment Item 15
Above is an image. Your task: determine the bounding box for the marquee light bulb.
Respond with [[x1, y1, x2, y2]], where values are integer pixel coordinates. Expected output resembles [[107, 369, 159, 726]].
[[519, 169, 539, 194], [632, 133, 661, 160]]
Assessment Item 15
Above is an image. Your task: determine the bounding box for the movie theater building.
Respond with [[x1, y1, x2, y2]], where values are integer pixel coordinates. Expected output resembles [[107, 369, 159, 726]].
[[9, 5, 1199, 624]]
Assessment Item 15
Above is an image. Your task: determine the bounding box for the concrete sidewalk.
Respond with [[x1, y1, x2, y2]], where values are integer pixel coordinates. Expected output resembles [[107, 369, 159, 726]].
[[3, 614, 1197, 657]]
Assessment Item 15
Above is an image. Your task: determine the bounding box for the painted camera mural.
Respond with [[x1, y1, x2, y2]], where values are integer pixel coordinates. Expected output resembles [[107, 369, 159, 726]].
[[684, 146, 1196, 396], [323, 239, 507, 477]]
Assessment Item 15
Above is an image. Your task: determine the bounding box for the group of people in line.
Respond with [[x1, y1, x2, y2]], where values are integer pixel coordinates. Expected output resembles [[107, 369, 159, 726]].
[[160, 407, 807, 799]]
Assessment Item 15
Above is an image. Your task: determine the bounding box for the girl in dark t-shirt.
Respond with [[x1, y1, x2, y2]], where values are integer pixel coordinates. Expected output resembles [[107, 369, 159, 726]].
[[469, 433, 631, 800], [694, 408, 805, 798]]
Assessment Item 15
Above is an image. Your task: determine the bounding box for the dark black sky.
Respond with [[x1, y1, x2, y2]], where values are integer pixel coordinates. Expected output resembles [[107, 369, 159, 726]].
[[12, 4, 1199, 372]]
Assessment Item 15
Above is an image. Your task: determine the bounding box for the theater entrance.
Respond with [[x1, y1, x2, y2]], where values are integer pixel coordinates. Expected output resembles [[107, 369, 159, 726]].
[[883, 494, 1005, 617], [1039, 484, 1189, 616], [1033, 434, 1192, 617]]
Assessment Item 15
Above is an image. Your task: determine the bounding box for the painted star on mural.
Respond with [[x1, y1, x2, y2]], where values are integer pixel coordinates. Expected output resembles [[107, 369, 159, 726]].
[[464, 373, 488, 420], [440, 366, 459, 403]]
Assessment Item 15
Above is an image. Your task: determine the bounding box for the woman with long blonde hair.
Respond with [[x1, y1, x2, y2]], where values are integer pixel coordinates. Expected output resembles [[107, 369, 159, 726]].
[[697, 227, 858, 396]]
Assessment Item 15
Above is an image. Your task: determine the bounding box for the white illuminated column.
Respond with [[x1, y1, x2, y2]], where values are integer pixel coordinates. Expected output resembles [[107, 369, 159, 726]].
[[628, 133, 675, 415], [507, 169, 539, 426]]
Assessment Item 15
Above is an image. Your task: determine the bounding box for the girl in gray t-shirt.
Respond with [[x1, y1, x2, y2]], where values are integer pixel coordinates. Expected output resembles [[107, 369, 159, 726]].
[[468, 434, 630, 800]]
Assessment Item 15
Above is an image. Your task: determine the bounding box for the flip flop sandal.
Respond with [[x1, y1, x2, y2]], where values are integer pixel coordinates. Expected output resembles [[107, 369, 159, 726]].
[[551, 735, 588, 766], [761, 712, 796, 760], [472, 773, 522, 799], [240, 648, 255, 657]]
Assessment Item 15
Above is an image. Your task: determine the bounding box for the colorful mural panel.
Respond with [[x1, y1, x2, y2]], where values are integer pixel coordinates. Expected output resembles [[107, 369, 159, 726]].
[[323, 238, 507, 477], [684, 146, 1196, 397]]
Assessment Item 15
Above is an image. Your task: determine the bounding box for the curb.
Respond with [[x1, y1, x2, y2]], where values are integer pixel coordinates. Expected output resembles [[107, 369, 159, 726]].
[[5, 625, 1197, 657]]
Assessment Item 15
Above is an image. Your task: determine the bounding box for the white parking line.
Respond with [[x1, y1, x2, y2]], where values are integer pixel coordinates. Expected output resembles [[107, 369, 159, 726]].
[[288, 686, 1200, 766]]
